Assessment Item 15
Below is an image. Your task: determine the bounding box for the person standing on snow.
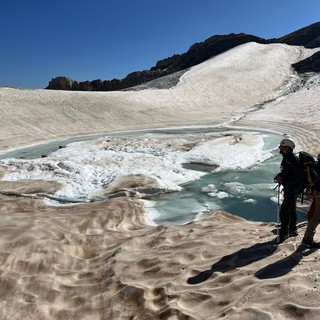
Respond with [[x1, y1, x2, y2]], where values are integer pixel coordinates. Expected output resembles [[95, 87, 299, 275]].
[[274, 138, 301, 243], [301, 154, 320, 248], [301, 191, 320, 248]]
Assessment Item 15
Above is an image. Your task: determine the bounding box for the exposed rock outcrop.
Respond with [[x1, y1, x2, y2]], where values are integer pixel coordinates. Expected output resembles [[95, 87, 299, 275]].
[[292, 51, 320, 73]]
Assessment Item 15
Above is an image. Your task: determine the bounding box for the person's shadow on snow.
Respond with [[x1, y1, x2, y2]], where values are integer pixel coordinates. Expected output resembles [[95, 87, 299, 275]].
[[254, 244, 317, 279], [187, 239, 277, 285]]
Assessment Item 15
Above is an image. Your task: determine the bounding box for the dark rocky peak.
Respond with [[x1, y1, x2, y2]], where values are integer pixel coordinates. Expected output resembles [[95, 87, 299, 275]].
[[273, 21, 320, 48]]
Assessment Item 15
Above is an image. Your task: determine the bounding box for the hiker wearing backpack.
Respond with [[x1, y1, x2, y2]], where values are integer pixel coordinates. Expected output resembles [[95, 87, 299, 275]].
[[274, 138, 301, 243]]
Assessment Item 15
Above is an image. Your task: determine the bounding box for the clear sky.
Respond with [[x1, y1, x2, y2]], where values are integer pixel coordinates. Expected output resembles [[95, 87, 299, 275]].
[[1, 0, 319, 89]]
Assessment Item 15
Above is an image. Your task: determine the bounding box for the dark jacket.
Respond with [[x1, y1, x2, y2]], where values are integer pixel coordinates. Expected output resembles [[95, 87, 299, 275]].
[[278, 152, 300, 197]]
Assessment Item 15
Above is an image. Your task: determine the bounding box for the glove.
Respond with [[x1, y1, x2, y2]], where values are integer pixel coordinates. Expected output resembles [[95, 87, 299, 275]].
[[274, 174, 283, 184]]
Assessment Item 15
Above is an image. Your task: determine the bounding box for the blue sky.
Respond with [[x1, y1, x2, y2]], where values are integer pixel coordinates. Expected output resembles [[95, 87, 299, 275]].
[[1, 0, 319, 89]]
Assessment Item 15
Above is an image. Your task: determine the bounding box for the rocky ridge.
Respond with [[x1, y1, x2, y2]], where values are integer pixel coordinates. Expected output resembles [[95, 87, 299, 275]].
[[47, 21, 320, 91]]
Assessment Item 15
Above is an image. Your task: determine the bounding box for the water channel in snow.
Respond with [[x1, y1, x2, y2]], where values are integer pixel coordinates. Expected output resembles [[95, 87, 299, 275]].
[[0, 126, 307, 225]]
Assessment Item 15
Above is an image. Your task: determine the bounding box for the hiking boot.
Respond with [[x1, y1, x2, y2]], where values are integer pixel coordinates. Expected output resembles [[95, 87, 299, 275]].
[[289, 230, 298, 237], [277, 233, 289, 244], [302, 239, 320, 249]]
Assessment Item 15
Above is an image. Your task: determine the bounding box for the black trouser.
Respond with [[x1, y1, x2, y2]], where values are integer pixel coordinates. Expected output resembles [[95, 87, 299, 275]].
[[279, 195, 297, 235]]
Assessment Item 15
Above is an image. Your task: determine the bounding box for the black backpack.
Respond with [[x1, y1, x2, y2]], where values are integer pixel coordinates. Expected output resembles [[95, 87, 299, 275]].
[[297, 151, 320, 202]]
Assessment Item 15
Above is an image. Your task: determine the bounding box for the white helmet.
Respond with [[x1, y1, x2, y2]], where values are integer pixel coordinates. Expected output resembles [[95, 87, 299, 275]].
[[279, 138, 295, 149]]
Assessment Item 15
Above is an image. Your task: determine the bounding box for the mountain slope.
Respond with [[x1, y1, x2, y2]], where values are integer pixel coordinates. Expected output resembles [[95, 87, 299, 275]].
[[46, 22, 320, 91], [1, 42, 318, 152]]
